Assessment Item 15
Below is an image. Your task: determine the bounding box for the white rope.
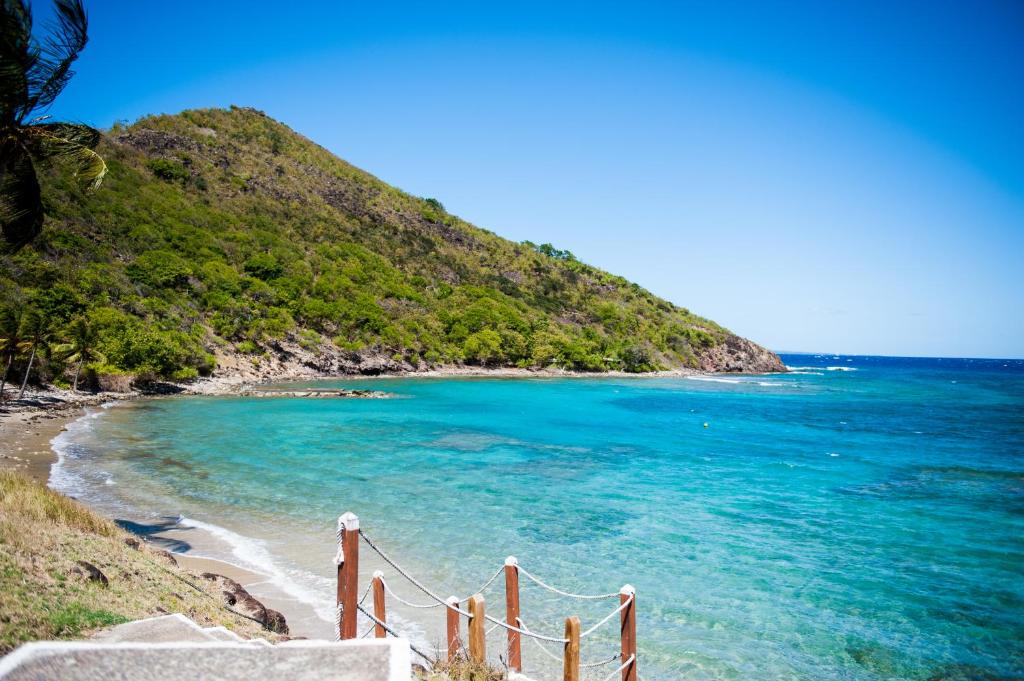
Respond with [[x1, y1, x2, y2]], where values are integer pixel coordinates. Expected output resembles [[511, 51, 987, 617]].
[[359, 624, 375, 639], [486, 619, 506, 636], [582, 653, 622, 669], [334, 602, 341, 642], [361, 531, 568, 643], [356, 603, 434, 663], [516, 617, 564, 662], [601, 653, 635, 681], [359, 532, 472, 617], [458, 566, 505, 603], [380, 576, 444, 609], [358, 581, 373, 605], [581, 593, 633, 639], [517, 565, 620, 600]]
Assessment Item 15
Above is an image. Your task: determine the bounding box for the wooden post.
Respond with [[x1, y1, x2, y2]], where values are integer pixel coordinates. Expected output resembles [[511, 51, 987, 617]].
[[619, 585, 637, 681], [468, 594, 486, 664], [372, 570, 386, 638], [504, 556, 522, 672], [338, 512, 360, 640], [563, 616, 580, 681], [446, 596, 461, 662]]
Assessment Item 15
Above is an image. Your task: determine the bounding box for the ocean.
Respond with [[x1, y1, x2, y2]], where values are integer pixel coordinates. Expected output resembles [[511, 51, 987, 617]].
[[49, 354, 1024, 680]]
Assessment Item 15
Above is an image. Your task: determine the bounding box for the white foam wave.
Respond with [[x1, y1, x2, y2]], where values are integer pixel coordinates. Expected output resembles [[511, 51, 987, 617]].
[[686, 376, 741, 384], [825, 366, 858, 372], [176, 514, 337, 624], [48, 406, 110, 495], [175, 515, 430, 648]]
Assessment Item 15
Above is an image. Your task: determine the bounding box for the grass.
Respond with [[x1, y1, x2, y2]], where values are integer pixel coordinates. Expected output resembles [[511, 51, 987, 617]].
[[0, 470, 277, 653]]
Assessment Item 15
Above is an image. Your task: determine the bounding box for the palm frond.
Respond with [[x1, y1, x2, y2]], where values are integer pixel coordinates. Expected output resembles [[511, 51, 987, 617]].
[[25, 121, 106, 188], [0, 139, 42, 250], [23, 0, 88, 115], [0, 0, 34, 123]]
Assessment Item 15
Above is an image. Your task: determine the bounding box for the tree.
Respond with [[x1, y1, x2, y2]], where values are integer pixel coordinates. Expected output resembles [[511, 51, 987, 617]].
[[16, 307, 48, 398], [52, 315, 102, 391], [1, 0, 105, 252], [0, 304, 24, 401]]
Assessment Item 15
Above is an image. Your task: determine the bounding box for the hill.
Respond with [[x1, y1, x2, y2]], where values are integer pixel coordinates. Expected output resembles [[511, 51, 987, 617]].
[[0, 106, 783, 385]]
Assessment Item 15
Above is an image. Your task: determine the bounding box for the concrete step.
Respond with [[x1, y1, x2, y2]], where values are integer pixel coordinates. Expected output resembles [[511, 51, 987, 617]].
[[0, 639, 410, 681], [91, 614, 221, 644]]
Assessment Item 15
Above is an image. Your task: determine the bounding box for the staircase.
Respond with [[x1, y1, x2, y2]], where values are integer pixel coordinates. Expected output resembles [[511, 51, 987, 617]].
[[0, 615, 411, 680]]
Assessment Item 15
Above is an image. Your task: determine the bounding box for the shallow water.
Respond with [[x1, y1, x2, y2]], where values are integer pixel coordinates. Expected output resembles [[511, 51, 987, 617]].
[[51, 355, 1024, 679]]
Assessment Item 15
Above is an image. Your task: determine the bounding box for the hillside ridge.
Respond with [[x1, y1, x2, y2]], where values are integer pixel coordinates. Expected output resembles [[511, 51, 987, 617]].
[[0, 106, 783, 387]]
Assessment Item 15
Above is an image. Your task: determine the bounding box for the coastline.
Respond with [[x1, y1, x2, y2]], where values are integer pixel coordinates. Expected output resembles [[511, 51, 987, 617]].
[[0, 397, 336, 640], [0, 364, 769, 644]]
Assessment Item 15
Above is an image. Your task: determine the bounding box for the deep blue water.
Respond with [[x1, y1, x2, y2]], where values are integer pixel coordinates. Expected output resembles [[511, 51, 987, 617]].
[[52, 354, 1024, 680]]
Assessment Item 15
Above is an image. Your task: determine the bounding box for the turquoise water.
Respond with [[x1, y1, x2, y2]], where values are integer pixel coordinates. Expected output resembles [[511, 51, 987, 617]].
[[52, 355, 1024, 679]]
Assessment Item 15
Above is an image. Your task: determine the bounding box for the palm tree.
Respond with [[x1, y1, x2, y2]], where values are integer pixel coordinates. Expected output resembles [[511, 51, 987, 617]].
[[1, 0, 105, 252], [0, 304, 24, 402], [16, 307, 48, 398], [52, 315, 102, 391]]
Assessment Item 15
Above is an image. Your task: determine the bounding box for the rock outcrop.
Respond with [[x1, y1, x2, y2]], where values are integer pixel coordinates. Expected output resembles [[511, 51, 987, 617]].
[[199, 573, 289, 635]]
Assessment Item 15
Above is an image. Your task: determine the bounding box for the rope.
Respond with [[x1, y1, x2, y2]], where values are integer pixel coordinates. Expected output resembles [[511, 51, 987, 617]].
[[380, 576, 444, 609], [359, 624, 375, 639], [359, 531, 472, 617], [517, 564, 620, 600], [356, 603, 434, 664], [581, 593, 633, 639], [582, 653, 622, 669], [458, 566, 504, 603], [360, 531, 567, 643], [516, 617, 564, 662], [358, 581, 373, 605], [486, 619, 506, 636], [601, 653, 635, 681]]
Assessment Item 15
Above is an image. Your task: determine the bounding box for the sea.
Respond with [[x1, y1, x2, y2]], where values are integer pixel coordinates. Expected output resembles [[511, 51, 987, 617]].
[[49, 354, 1024, 680]]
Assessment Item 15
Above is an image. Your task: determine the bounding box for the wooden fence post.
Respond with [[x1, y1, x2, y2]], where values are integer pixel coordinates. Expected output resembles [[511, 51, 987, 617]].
[[563, 615, 580, 681], [468, 594, 486, 664], [619, 585, 636, 681], [337, 512, 360, 640], [504, 556, 522, 672], [372, 570, 386, 638], [446, 596, 461, 661]]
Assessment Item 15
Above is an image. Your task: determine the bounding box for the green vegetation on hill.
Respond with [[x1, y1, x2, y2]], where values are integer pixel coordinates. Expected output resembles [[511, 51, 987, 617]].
[[0, 106, 779, 385]]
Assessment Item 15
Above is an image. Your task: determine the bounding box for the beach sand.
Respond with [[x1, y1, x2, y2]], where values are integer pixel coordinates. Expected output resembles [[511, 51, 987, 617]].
[[0, 404, 334, 640]]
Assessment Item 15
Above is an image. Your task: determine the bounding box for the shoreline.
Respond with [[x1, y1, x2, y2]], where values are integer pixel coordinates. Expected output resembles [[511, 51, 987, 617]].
[[0, 365, 769, 643], [0, 400, 336, 640]]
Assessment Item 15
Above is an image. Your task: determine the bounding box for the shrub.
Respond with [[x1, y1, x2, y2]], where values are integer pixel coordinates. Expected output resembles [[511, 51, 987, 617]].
[[126, 251, 192, 289], [243, 253, 284, 281], [146, 158, 190, 184]]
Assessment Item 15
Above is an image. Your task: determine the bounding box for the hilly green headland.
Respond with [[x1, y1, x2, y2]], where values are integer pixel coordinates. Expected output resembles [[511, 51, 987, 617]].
[[0, 106, 782, 386]]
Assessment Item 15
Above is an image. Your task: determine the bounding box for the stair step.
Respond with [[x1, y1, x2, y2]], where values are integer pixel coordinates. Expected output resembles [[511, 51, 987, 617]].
[[0, 639, 410, 681]]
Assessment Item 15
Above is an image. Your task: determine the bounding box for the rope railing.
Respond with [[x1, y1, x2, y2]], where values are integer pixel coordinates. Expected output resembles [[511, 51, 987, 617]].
[[602, 654, 636, 681], [517, 564, 622, 600], [355, 603, 434, 663], [337, 514, 638, 681]]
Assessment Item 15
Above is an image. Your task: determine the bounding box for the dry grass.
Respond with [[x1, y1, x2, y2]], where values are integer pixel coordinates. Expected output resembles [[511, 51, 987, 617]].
[[0, 470, 277, 653], [424, 655, 507, 681]]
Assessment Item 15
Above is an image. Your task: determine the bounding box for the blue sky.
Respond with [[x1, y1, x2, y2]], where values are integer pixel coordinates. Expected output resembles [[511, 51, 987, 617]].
[[37, 1, 1024, 358]]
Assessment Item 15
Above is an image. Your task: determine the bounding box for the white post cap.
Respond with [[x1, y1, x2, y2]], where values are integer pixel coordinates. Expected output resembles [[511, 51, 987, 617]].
[[373, 569, 384, 579], [338, 511, 359, 531], [620, 584, 636, 596], [505, 556, 518, 567]]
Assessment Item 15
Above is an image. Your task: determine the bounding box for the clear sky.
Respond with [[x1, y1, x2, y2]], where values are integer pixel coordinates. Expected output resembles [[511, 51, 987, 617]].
[[36, 1, 1024, 358]]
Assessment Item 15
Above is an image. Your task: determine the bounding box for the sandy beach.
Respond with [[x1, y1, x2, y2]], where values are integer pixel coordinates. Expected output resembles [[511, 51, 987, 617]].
[[0, 395, 333, 640]]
